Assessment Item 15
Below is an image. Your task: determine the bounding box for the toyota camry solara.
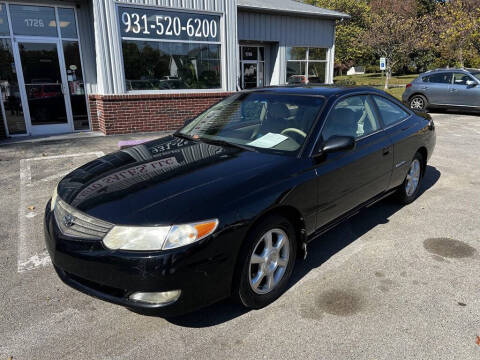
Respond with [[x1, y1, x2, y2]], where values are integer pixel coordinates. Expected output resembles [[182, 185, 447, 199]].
[[45, 86, 436, 316]]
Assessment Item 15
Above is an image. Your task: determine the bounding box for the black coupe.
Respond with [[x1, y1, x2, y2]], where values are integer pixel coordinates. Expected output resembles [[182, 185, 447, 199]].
[[45, 86, 436, 316]]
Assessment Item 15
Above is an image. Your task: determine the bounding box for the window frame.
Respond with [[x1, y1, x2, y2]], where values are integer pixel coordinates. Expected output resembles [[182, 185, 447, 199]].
[[286, 47, 328, 85], [423, 72, 453, 85], [452, 72, 476, 86], [371, 94, 412, 129], [318, 94, 383, 142], [309, 92, 414, 158], [0, 2, 89, 137], [115, 3, 225, 94]]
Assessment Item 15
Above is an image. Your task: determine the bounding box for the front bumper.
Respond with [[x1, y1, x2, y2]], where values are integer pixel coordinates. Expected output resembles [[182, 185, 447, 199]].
[[44, 201, 244, 316]]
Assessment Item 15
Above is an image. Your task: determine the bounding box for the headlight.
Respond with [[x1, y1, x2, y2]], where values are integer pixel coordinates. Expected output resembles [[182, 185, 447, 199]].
[[102, 219, 219, 251], [50, 185, 58, 212]]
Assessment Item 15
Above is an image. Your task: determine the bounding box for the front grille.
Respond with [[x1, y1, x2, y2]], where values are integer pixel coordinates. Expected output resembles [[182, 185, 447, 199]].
[[54, 199, 114, 240]]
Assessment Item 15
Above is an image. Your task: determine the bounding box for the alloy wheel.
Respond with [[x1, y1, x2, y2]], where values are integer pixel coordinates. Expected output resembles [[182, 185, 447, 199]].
[[248, 229, 290, 295], [405, 159, 421, 196], [410, 97, 425, 110]]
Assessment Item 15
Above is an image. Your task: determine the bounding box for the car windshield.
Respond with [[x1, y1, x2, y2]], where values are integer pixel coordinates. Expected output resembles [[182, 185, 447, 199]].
[[179, 92, 324, 155], [470, 71, 480, 81]]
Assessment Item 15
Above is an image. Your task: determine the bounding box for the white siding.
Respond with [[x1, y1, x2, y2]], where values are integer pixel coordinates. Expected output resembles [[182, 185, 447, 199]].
[[238, 10, 336, 85]]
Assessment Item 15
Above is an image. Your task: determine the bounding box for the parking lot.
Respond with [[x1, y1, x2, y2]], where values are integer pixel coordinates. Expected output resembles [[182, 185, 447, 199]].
[[0, 112, 479, 360]]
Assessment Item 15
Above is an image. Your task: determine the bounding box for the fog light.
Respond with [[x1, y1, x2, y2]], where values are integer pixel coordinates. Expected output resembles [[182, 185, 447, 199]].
[[129, 290, 181, 305]]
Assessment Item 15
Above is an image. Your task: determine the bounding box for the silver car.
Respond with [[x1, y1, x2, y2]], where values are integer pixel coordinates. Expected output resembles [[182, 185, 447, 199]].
[[402, 68, 480, 111]]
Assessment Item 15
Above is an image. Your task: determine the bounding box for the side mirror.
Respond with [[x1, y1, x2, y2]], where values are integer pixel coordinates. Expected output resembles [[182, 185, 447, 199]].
[[466, 80, 477, 88], [314, 136, 355, 157]]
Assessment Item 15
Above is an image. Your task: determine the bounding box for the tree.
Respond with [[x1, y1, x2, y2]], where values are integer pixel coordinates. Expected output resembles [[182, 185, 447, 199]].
[[427, 0, 480, 67], [302, 0, 372, 75], [363, 11, 420, 88]]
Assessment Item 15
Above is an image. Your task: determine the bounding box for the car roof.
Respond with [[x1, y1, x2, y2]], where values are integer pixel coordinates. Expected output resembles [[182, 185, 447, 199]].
[[421, 68, 479, 76], [248, 85, 387, 98]]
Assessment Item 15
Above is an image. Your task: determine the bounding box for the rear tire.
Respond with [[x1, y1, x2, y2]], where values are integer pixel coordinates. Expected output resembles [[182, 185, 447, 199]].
[[234, 214, 297, 309], [396, 152, 424, 204], [409, 95, 428, 111]]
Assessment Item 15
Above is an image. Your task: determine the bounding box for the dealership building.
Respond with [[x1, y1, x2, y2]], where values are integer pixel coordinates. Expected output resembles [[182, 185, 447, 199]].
[[0, 0, 348, 138]]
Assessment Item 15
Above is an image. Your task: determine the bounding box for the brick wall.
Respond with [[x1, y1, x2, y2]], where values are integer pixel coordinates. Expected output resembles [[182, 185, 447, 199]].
[[88, 92, 232, 135]]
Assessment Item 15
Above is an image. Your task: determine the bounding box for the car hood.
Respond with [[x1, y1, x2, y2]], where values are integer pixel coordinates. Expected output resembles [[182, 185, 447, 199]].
[[57, 135, 293, 225]]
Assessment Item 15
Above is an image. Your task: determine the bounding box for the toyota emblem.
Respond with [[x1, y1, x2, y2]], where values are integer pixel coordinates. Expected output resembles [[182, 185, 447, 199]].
[[63, 214, 75, 228]]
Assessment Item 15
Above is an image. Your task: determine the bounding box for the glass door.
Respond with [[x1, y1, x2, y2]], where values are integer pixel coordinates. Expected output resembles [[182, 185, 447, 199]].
[[242, 62, 258, 89], [16, 39, 72, 135], [240, 46, 265, 89]]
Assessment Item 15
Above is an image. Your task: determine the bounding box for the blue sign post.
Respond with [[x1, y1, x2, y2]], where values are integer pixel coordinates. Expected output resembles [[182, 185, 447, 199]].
[[380, 57, 386, 71]]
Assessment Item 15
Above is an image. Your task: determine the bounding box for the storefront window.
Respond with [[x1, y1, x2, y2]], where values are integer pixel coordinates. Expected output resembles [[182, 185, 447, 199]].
[[0, 39, 26, 134], [63, 40, 88, 130], [122, 41, 221, 90], [58, 8, 77, 39], [286, 47, 327, 85], [9, 5, 58, 37], [118, 6, 222, 91], [0, 3, 10, 36]]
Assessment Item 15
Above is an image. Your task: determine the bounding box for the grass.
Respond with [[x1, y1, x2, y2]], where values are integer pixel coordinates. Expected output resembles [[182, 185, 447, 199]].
[[333, 73, 419, 100]]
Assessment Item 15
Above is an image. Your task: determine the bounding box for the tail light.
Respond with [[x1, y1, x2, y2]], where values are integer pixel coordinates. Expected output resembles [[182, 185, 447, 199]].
[[406, 83, 412, 89]]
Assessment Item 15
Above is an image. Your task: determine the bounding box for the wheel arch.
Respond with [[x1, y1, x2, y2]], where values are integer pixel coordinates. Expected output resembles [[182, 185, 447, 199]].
[[409, 92, 429, 104], [230, 205, 307, 295], [248, 205, 306, 256], [417, 147, 428, 177]]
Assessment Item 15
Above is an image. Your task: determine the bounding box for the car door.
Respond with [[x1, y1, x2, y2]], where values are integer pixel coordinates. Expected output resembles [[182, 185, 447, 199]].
[[449, 72, 480, 107], [313, 94, 394, 227], [372, 95, 417, 188], [423, 72, 453, 105]]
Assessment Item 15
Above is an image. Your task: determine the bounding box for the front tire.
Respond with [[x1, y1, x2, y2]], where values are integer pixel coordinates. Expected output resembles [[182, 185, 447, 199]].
[[409, 94, 428, 111], [396, 152, 424, 204], [235, 215, 297, 309]]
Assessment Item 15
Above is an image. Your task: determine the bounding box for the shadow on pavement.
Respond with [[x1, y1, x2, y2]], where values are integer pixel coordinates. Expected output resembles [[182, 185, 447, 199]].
[[161, 165, 441, 328]]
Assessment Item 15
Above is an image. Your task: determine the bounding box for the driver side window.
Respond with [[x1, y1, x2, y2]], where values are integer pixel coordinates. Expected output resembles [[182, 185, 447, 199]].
[[322, 95, 380, 141]]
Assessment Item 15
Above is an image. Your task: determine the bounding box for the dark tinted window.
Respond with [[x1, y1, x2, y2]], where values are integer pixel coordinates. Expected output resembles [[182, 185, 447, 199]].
[[322, 95, 380, 140], [9, 5, 58, 37], [0, 4, 10, 36], [58, 8, 77, 38], [122, 40, 221, 90], [181, 93, 324, 154], [423, 72, 452, 84], [373, 96, 409, 126]]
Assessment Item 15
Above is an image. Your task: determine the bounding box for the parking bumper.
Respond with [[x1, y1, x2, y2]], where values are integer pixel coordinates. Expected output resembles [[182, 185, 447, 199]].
[[44, 202, 243, 316]]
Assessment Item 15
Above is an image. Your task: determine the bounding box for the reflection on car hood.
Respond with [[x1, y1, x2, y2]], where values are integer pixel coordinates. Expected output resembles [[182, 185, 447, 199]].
[[57, 135, 288, 225]]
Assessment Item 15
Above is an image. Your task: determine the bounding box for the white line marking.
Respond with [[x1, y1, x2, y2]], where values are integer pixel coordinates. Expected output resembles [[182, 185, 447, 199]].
[[18, 152, 104, 273], [18, 159, 30, 273], [24, 152, 105, 162], [18, 250, 51, 272]]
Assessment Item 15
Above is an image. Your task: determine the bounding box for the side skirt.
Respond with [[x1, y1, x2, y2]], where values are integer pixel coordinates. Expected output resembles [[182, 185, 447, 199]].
[[306, 189, 398, 244]]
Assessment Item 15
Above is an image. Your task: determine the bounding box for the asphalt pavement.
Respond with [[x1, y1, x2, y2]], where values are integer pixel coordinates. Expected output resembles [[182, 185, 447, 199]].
[[0, 113, 479, 359]]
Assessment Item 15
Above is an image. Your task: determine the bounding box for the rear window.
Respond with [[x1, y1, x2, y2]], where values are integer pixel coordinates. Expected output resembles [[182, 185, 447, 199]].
[[373, 96, 410, 127], [422, 73, 452, 84]]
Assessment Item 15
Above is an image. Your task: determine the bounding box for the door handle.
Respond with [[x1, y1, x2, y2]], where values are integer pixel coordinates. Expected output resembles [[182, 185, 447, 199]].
[[382, 147, 391, 156]]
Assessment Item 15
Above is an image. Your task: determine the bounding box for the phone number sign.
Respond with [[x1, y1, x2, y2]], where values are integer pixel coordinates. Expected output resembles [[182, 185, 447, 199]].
[[118, 6, 220, 42]]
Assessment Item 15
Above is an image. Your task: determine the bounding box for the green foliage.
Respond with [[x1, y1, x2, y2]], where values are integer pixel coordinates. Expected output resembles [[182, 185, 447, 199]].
[[302, 0, 372, 72], [333, 78, 356, 86], [303, 0, 480, 76]]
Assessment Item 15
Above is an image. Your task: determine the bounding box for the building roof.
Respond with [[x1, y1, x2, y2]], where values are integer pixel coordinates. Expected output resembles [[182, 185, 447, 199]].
[[237, 0, 350, 19]]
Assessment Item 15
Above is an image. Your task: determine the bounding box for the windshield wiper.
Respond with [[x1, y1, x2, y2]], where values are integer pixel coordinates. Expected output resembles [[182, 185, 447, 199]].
[[198, 138, 258, 152]]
